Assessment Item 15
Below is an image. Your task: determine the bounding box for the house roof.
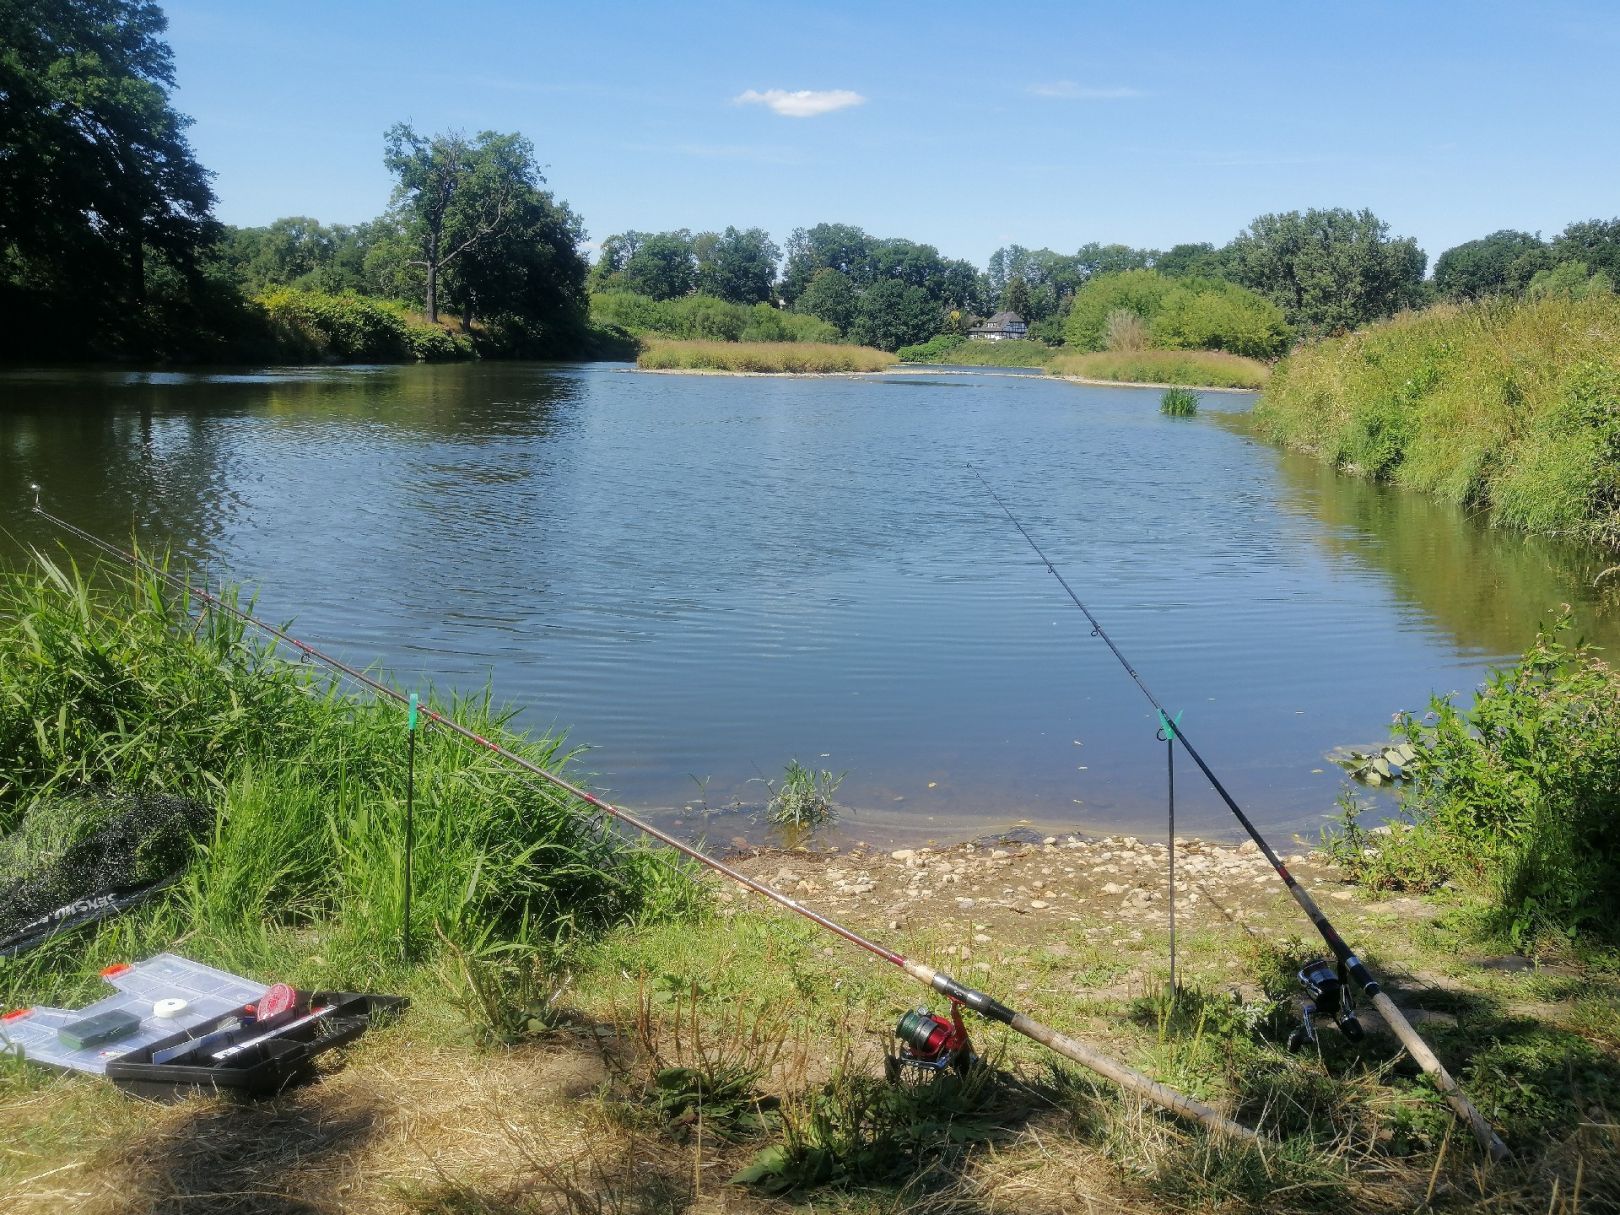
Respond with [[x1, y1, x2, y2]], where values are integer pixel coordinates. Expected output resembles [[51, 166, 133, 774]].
[[981, 311, 1025, 327]]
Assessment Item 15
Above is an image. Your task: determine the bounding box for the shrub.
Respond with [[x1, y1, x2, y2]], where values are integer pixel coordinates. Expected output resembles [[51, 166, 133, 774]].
[[257, 288, 472, 362], [1064, 269, 1174, 351], [1335, 617, 1620, 948], [896, 334, 966, 362], [1151, 278, 1293, 359], [1104, 308, 1150, 351], [590, 291, 837, 344]]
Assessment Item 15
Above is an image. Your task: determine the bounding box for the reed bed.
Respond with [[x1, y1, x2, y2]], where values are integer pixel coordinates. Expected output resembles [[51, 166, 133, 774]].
[[637, 339, 894, 374], [1047, 348, 1270, 389], [1255, 293, 1620, 545]]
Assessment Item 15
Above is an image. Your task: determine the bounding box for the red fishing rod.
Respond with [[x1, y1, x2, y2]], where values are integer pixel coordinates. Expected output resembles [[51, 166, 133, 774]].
[[28, 488, 1255, 1143], [968, 466, 1508, 1160]]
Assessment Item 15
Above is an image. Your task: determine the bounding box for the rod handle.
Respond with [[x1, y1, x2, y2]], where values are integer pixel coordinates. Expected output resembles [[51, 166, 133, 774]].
[[1370, 991, 1508, 1161]]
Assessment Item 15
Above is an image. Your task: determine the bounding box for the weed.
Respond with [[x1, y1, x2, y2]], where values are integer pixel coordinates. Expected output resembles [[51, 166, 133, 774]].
[[765, 759, 842, 829]]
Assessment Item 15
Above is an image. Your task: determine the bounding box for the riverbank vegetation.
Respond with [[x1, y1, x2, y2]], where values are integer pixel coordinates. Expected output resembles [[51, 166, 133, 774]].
[[590, 291, 837, 344], [636, 339, 892, 374], [1254, 292, 1620, 545], [896, 335, 1053, 366], [2, 555, 1617, 1212], [1047, 349, 1271, 389]]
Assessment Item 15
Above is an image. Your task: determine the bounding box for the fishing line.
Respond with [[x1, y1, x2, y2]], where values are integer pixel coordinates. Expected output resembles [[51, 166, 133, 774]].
[[967, 465, 1509, 1161], [27, 487, 1255, 1142]]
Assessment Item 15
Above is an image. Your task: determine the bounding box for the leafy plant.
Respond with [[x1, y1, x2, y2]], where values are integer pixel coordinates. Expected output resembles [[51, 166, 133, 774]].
[[766, 760, 843, 829]]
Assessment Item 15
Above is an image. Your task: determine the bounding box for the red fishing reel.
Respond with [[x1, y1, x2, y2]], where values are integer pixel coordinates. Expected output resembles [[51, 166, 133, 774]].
[[885, 1000, 976, 1081]]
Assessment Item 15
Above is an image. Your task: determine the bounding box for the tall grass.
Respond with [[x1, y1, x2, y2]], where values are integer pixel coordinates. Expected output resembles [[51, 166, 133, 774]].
[[256, 288, 474, 362], [1254, 293, 1620, 545], [1047, 349, 1270, 390], [1160, 387, 1199, 416], [637, 339, 893, 374], [897, 336, 1054, 366], [0, 554, 697, 1005]]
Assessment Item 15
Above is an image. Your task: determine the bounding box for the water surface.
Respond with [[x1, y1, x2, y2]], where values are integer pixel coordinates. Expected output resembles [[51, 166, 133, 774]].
[[3, 363, 1614, 845]]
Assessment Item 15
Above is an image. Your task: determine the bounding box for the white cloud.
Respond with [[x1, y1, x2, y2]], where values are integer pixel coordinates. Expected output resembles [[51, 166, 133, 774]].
[[734, 88, 866, 118], [1027, 82, 1145, 100]]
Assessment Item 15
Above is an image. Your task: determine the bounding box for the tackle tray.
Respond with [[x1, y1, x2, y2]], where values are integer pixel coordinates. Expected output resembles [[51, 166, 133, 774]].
[[104, 990, 408, 1101]]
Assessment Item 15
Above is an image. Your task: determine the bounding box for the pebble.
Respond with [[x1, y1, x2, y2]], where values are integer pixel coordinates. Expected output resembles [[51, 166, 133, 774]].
[[1030, 900, 1049, 910], [890, 849, 915, 862], [990, 849, 1010, 860], [956, 897, 976, 910], [1101, 882, 1127, 895]]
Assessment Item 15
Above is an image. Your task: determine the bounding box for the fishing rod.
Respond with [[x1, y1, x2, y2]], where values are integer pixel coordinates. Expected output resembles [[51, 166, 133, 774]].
[[27, 489, 1254, 1143], [967, 466, 1509, 1161]]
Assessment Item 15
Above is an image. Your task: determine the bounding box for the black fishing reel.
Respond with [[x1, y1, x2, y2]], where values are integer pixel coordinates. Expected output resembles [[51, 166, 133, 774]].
[[1286, 958, 1364, 1051], [884, 1002, 977, 1082]]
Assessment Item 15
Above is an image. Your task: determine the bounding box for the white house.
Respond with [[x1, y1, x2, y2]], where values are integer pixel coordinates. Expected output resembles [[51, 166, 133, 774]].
[[967, 311, 1028, 341]]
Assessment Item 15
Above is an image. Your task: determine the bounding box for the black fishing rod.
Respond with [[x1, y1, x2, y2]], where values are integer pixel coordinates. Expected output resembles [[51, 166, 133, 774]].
[[968, 467, 1509, 1161], [27, 488, 1254, 1143]]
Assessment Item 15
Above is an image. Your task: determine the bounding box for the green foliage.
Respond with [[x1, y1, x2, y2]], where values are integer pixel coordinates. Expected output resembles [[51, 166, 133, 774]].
[[1228, 207, 1427, 335], [793, 267, 860, 334], [1151, 277, 1293, 358], [896, 334, 965, 362], [1157, 241, 1238, 280], [1160, 386, 1199, 416], [765, 760, 842, 829], [781, 223, 982, 316], [1046, 349, 1271, 389], [257, 288, 473, 362], [1064, 269, 1175, 351], [590, 292, 834, 343], [1433, 230, 1549, 300], [636, 340, 891, 373], [1553, 217, 1620, 284], [1526, 260, 1615, 301], [692, 226, 781, 305], [1331, 617, 1620, 947], [0, 0, 218, 359], [848, 279, 942, 351], [1255, 292, 1620, 544]]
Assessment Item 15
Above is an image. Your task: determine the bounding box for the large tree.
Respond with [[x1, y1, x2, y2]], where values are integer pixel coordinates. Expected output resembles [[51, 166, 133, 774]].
[[1433, 230, 1547, 300], [621, 230, 695, 300], [383, 124, 544, 323], [1228, 208, 1425, 334], [781, 222, 874, 301], [793, 267, 858, 334], [1, 0, 217, 352], [847, 279, 939, 351], [441, 189, 588, 343], [693, 226, 779, 304], [1552, 218, 1620, 284]]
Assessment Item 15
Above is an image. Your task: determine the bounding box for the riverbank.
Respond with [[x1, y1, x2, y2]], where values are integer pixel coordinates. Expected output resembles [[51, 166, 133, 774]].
[[1255, 293, 1620, 547], [636, 338, 894, 374], [1046, 349, 1272, 390]]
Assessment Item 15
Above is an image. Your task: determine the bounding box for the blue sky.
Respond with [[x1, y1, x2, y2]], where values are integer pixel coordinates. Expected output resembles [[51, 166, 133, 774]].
[[164, 0, 1619, 270]]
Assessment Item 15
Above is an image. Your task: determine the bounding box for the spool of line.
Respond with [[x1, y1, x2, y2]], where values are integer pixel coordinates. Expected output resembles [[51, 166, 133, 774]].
[[153, 998, 188, 1019]]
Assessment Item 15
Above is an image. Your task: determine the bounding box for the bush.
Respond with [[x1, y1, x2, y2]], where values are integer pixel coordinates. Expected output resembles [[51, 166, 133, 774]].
[[1104, 309, 1150, 351], [590, 291, 836, 344], [1152, 278, 1292, 359], [1065, 269, 1174, 351], [1254, 293, 1620, 544], [257, 288, 472, 362], [1336, 618, 1620, 948], [896, 334, 965, 362]]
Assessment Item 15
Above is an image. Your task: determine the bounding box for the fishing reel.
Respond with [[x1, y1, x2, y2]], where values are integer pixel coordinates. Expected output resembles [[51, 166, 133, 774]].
[[884, 1001, 977, 1082], [1286, 958, 1364, 1051]]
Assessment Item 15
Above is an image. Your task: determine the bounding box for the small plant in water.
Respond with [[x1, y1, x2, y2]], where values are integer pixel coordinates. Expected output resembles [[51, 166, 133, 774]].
[[1161, 386, 1199, 416], [766, 760, 843, 828]]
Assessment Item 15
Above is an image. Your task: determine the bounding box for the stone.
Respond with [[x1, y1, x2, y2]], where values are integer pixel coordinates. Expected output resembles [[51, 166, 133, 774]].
[[1030, 900, 1049, 910], [991, 849, 1010, 860], [890, 849, 916, 862], [956, 897, 976, 910], [1101, 883, 1127, 895]]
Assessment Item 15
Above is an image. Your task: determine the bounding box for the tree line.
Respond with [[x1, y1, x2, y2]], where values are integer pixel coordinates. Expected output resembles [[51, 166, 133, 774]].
[[4, 1, 1618, 363]]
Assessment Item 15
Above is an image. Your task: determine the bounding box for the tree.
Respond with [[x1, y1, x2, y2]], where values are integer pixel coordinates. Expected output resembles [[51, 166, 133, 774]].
[[1228, 208, 1425, 334], [1002, 277, 1032, 318], [622, 230, 695, 300], [782, 222, 873, 301], [1151, 278, 1292, 359], [1076, 242, 1159, 278], [794, 267, 858, 334], [693, 226, 780, 304], [1157, 242, 1237, 280], [1064, 269, 1175, 350], [847, 279, 940, 351], [1, 0, 217, 353], [441, 189, 588, 343], [383, 124, 543, 322], [1433, 230, 1547, 300], [1552, 219, 1620, 284], [1526, 260, 1615, 301]]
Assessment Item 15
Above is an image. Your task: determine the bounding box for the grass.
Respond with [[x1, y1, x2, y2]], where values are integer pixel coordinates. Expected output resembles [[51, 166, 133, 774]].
[[765, 760, 842, 830], [1253, 293, 1620, 546], [897, 336, 1055, 366], [256, 288, 474, 362], [637, 339, 894, 374], [1047, 348, 1271, 389], [1160, 386, 1200, 416]]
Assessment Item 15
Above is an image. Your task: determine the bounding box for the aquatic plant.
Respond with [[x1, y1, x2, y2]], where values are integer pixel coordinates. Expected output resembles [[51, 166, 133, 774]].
[[1160, 386, 1199, 416], [766, 760, 842, 828]]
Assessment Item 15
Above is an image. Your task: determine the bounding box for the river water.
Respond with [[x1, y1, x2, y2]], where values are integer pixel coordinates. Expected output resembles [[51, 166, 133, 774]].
[[2, 362, 1615, 846]]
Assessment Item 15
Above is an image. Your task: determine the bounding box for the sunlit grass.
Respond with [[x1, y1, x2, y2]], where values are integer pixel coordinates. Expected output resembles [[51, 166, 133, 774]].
[[637, 339, 894, 373], [1047, 349, 1270, 389]]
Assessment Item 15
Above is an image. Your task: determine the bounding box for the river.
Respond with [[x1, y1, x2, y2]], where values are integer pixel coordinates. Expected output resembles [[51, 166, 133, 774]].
[[3, 362, 1615, 846]]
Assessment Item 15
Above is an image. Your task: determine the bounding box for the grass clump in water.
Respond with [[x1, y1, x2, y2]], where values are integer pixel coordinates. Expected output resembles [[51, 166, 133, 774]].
[[765, 759, 842, 829], [1254, 292, 1620, 545], [1160, 386, 1199, 416], [637, 339, 893, 374], [1047, 349, 1270, 389]]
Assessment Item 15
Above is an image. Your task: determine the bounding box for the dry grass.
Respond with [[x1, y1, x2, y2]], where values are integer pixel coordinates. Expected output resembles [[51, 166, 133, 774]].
[[636, 340, 894, 374], [1047, 349, 1271, 390]]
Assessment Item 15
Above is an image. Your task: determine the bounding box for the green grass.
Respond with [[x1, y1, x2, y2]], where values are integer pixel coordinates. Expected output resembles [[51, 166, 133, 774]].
[[1253, 293, 1620, 545], [256, 288, 474, 362], [0, 553, 698, 1012], [1047, 349, 1271, 389], [1160, 386, 1200, 416], [897, 336, 1055, 366], [637, 339, 894, 373]]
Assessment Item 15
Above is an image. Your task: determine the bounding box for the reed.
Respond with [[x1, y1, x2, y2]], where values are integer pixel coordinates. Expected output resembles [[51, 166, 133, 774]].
[[1047, 349, 1270, 390], [637, 339, 893, 374], [1160, 386, 1199, 416], [1254, 293, 1620, 545]]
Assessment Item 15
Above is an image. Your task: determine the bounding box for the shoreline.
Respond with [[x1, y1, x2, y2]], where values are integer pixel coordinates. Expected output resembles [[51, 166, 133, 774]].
[[630, 364, 1262, 392]]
